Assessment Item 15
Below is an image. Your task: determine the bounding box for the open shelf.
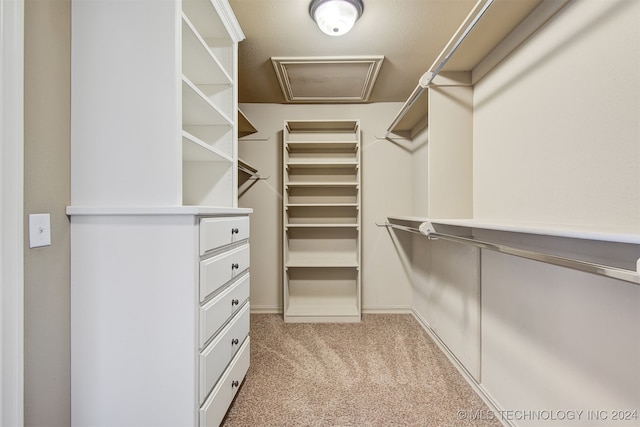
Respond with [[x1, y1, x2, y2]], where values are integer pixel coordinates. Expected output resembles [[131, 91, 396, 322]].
[[182, 78, 232, 126], [286, 258, 360, 268], [286, 160, 359, 168], [286, 205, 358, 225], [283, 119, 361, 322], [286, 141, 358, 151], [286, 167, 358, 184], [182, 130, 232, 163], [285, 120, 359, 134], [287, 184, 358, 204], [286, 182, 358, 187], [286, 224, 359, 229], [285, 267, 360, 322], [182, 14, 232, 86], [389, 0, 568, 136], [238, 109, 258, 138], [182, 0, 236, 78]]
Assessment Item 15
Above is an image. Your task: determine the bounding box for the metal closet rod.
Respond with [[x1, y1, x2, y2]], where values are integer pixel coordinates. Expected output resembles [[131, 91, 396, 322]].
[[385, 0, 495, 137], [379, 221, 640, 286]]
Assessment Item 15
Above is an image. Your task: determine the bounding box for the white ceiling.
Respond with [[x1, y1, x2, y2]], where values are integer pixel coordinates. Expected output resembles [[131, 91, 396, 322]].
[[229, 0, 480, 104]]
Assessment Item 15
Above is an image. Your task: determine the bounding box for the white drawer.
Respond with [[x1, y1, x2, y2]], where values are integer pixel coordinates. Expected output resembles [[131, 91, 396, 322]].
[[200, 216, 249, 255], [200, 244, 249, 302], [199, 303, 250, 405], [199, 336, 250, 427], [199, 273, 250, 349]]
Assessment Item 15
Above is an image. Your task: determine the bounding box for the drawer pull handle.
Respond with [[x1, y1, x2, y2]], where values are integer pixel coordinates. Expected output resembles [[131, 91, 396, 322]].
[[231, 228, 239, 234], [232, 263, 239, 270], [231, 380, 239, 388], [232, 338, 239, 345], [231, 299, 239, 306]]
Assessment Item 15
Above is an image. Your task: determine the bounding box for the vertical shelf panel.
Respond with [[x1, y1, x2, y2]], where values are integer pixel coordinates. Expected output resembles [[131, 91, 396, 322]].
[[181, 0, 241, 207], [283, 120, 361, 322]]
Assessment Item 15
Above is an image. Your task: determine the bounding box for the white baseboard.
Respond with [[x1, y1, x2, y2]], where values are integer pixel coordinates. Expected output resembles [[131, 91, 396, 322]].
[[410, 309, 513, 427], [250, 305, 282, 314], [362, 306, 412, 314], [249, 306, 413, 315]]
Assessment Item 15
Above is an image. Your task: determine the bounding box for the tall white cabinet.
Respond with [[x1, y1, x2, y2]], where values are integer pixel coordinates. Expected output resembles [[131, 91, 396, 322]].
[[68, 1, 251, 426], [283, 120, 362, 322]]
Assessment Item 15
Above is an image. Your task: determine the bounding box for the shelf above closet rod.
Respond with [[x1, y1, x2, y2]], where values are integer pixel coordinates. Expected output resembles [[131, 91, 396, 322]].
[[385, 0, 494, 137], [377, 219, 640, 286], [238, 158, 268, 180]]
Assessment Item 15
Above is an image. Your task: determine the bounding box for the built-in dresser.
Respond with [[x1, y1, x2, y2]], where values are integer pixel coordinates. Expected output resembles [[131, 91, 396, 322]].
[[68, 0, 250, 425]]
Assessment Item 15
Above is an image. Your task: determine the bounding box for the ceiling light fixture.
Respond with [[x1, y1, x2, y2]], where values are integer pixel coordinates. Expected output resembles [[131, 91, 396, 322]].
[[309, 0, 364, 37]]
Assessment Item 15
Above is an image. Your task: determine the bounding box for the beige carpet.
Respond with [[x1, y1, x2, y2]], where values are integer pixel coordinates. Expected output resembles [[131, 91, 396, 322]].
[[222, 314, 502, 426]]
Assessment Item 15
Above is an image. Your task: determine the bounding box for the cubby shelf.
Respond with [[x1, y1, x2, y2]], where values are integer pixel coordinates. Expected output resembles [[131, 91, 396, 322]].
[[286, 259, 360, 268], [286, 224, 359, 229], [286, 203, 359, 207], [283, 120, 361, 323], [286, 141, 359, 151], [286, 161, 359, 168], [182, 130, 233, 163], [182, 14, 232, 87], [286, 182, 359, 187]]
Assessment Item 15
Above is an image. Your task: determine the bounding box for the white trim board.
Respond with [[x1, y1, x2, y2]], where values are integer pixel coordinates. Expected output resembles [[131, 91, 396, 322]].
[[1, 0, 25, 424]]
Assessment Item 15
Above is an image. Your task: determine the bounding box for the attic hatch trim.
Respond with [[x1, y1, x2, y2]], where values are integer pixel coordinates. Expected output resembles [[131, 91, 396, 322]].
[[271, 56, 384, 103]]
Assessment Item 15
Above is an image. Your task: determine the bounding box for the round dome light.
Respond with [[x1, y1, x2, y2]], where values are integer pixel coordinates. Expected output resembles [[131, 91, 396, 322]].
[[310, 0, 364, 36]]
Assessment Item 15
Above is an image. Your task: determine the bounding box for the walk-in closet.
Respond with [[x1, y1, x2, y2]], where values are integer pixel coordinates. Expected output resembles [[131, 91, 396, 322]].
[[12, 0, 639, 426]]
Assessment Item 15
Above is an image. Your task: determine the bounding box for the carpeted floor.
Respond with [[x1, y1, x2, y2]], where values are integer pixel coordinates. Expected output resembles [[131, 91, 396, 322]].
[[222, 314, 502, 427]]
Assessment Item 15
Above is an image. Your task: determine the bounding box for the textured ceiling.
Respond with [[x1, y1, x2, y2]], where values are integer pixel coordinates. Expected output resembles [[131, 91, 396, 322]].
[[229, 0, 479, 104]]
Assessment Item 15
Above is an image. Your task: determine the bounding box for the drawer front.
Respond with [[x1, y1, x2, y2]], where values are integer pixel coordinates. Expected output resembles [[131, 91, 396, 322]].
[[199, 273, 250, 349], [200, 216, 250, 255], [199, 303, 250, 405], [200, 337, 250, 427], [200, 244, 250, 301]]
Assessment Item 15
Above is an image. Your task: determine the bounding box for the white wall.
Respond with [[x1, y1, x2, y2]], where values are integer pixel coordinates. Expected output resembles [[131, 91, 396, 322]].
[[472, 1, 640, 423], [1, 0, 24, 424], [408, 1, 640, 425], [473, 0, 639, 228], [238, 103, 414, 313]]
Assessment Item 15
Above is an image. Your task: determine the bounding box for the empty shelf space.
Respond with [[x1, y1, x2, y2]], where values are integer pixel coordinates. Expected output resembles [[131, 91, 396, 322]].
[[286, 205, 358, 225], [286, 267, 359, 320], [285, 120, 359, 134], [182, 14, 232, 86], [287, 151, 358, 164], [283, 119, 361, 322], [181, 0, 235, 77], [183, 162, 233, 207], [286, 182, 358, 188], [285, 258, 360, 268], [286, 167, 358, 184], [286, 160, 359, 168], [287, 203, 359, 208], [286, 224, 359, 229], [182, 78, 232, 126], [182, 130, 232, 163], [285, 304, 360, 320], [286, 227, 358, 267], [287, 185, 358, 204], [286, 141, 358, 151], [183, 125, 233, 157]]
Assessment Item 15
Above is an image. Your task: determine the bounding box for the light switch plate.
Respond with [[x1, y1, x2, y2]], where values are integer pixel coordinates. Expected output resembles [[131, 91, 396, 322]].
[[29, 213, 51, 248]]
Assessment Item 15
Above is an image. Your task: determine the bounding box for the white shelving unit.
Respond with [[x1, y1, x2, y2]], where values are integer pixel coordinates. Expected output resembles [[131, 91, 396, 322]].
[[283, 120, 361, 323], [71, 0, 242, 208], [182, 0, 239, 207], [69, 1, 250, 426]]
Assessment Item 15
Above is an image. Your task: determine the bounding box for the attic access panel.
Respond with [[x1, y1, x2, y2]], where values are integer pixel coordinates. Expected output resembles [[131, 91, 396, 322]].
[[272, 56, 384, 103]]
